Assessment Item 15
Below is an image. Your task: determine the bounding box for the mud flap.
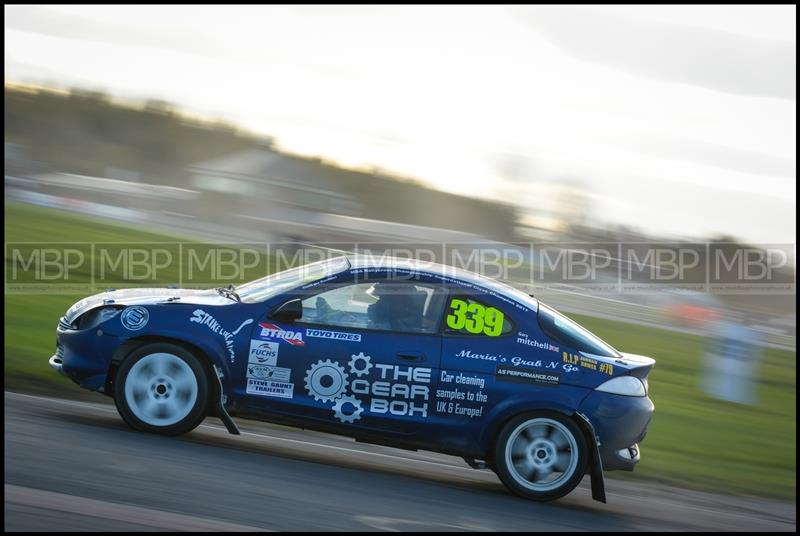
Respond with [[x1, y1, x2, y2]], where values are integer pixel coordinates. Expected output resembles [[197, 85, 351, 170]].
[[576, 412, 606, 503], [212, 365, 240, 435]]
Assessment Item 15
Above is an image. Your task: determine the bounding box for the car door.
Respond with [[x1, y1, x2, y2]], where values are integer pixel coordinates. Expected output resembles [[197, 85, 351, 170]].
[[243, 275, 447, 436], [433, 290, 520, 427]]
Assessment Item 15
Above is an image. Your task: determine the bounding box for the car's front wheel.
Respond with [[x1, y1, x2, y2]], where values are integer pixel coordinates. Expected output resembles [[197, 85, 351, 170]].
[[114, 343, 209, 436], [493, 411, 588, 501]]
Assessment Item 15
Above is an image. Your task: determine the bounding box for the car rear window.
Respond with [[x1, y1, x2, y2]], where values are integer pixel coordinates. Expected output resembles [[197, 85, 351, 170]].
[[537, 303, 620, 357]]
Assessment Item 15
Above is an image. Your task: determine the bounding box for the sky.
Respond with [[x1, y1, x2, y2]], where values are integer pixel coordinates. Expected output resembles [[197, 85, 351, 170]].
[[4, 5, 796, 244]]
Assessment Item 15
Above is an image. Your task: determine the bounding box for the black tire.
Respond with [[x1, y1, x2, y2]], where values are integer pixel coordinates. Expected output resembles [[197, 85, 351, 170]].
[[493, 411, 588, 502], [114, 342, 209, 436]]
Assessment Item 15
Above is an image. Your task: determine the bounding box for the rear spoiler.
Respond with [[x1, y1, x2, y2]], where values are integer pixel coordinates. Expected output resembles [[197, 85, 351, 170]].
[[616, 352, 656, 381]]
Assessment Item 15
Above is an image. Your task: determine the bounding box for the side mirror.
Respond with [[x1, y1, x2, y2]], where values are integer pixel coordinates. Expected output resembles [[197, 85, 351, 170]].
[[269, 298, 303, 323]]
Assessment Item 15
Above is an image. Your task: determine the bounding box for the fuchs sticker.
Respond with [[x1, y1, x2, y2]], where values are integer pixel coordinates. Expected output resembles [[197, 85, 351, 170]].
[[248, 340, 279, 365], [495, 365, 560, 386], [247, 364, 291, 382], [305, 328, 362, 342], [246, 378, 294, 399], [257, 322, 305, 346]]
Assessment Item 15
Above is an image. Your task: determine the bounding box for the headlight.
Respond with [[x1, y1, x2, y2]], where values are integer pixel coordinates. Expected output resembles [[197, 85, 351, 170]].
[[595, 376, 647, 397], [77, 306, 123, 330]]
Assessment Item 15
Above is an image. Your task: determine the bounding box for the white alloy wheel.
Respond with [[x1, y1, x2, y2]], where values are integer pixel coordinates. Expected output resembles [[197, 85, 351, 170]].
[[505, 417, 579, 492], [493, 412, 588, 501], [123, 352, 199, 427]]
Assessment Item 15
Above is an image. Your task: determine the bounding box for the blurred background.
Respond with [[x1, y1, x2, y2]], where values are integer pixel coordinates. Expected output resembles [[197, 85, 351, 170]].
[[4, 4, 796, 512]]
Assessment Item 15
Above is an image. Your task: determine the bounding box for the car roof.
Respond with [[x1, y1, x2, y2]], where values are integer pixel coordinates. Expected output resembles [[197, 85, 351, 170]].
[[345, 254, 539, 311]]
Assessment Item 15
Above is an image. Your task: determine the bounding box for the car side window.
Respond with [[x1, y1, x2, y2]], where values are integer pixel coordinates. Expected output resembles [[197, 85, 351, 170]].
[[301, 281, 447, 334], [443, 295, 513, 337]]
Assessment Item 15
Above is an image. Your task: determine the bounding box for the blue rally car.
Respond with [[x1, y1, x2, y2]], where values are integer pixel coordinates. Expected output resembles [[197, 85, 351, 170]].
[[50, 256, 655, 502]]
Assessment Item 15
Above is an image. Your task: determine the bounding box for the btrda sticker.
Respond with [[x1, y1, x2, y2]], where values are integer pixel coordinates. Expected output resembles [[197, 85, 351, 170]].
[[304, 353, 430, 423]]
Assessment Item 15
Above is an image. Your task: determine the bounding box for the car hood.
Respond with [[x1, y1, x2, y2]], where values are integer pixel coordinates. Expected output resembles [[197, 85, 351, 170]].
[[64, 288, 229, 323]]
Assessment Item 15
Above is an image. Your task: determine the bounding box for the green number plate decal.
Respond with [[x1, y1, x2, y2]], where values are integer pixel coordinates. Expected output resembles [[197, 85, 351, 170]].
[[446, 299, 504, 336]]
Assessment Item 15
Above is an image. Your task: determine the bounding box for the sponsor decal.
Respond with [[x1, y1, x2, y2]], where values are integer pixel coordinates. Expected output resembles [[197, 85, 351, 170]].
[[563, 352, 613, 375], [510, 355, 579, 373], [332, 395, 363, 424], [120, 306, 149, 330], [306, 328, 362, 342], [446, 298, 506, 336], [348, 352, 373, 377], [190, 309, 253, 363], [305, 359, 349, 403], [246, 378, 294, 399], [454, 349, 577, 374], [434, 370, 488, 418], [247, 364, 291, 382], [258, 322, 305, 346], [496, 365, 560, 386], [510, 356, 548, 368], [516, 332, 559, 352], [248, 340, 279, 366], [440, 370, 486, 389], [304, 353, 430, 424], [455, 349, 502, 362]]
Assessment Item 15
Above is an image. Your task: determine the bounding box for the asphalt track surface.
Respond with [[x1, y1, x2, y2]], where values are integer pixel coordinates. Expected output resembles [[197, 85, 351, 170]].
[[4, 392, 795, 532]]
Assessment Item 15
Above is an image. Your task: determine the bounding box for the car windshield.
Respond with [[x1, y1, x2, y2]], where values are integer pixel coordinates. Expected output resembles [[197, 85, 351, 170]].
[[237, 256, 350, 303], [537, 303, 621, 358]]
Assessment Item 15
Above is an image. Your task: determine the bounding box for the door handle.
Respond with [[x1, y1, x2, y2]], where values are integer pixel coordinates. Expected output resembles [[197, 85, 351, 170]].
[[397, 351, 425, 362]]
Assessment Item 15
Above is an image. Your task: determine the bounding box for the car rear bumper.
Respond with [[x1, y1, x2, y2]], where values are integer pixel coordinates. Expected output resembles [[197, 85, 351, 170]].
[[578, 391, 654, 471]]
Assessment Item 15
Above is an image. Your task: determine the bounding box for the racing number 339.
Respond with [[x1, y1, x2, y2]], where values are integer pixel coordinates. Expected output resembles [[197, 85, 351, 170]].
[[446, 299, 504, 336]]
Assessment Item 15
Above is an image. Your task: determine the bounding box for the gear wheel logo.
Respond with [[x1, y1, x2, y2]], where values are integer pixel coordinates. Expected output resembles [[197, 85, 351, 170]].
[[348, 352, 373, 378], [304, 359, 348, 402], [332, 395, 364, 424]]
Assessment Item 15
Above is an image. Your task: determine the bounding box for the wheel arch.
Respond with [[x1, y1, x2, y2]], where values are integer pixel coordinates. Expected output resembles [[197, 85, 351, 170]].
[[480, 402, 606, 502], [479, 398, 576, 454], [105, 335, 223, 413]]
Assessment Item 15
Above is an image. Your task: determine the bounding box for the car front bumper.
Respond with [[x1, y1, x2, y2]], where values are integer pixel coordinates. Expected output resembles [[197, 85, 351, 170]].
[[49, 353, 67, 376], [53, 322, 117, 392]]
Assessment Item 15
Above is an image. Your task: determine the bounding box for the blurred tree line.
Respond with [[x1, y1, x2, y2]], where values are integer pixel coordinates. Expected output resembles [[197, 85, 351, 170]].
[[4, 84, 519, 240], [4, 85, 266, 185]]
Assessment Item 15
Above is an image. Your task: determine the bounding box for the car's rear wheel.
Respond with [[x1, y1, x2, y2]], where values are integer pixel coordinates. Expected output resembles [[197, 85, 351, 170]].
[[493, 411, 588, 501], [114, 343, 209, 436]]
